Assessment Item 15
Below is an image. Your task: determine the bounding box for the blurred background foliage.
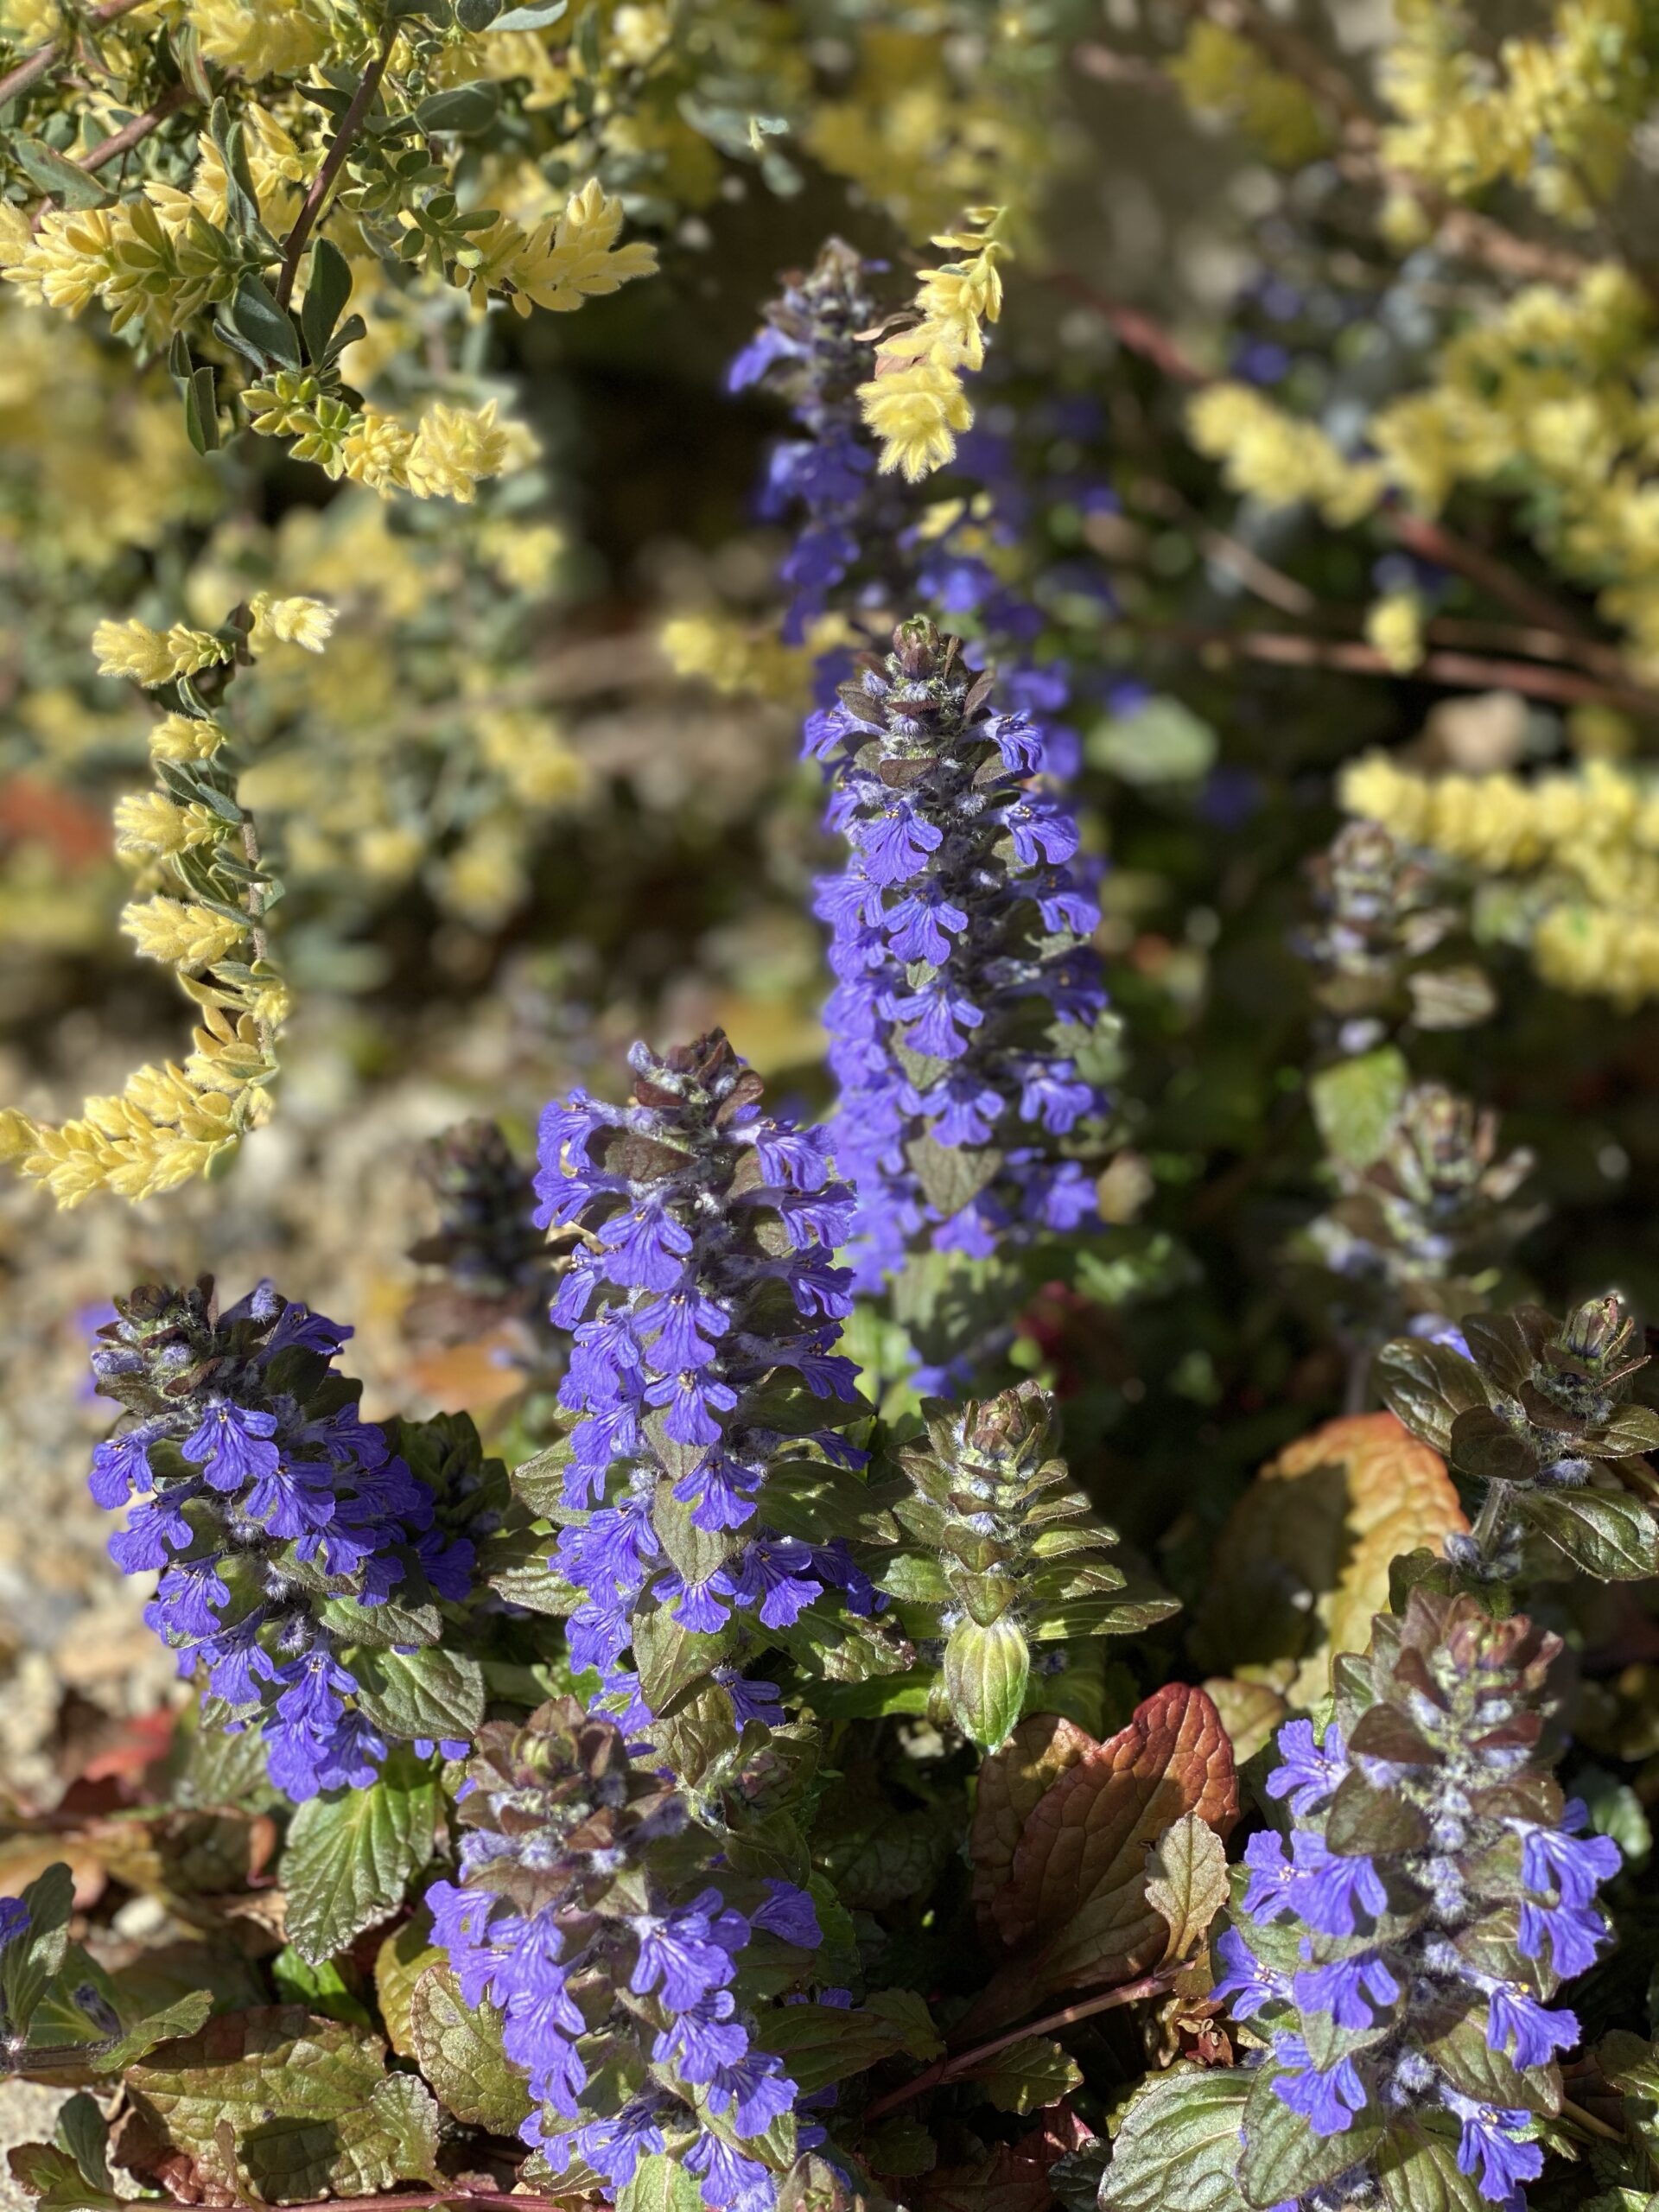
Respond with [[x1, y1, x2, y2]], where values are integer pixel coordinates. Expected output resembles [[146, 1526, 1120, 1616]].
[[4, 0, 1659, 1853]]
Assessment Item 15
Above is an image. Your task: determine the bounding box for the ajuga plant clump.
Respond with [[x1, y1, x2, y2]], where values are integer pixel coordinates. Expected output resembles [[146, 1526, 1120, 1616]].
[[10, 10, 1659, 2212]]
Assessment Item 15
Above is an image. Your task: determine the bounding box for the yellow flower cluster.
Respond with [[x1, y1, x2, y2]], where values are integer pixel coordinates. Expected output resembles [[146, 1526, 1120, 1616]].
[[460, 181, 658, 317], [1341, 752, 1659, 1006], [1186, 383, 1387, 529], [858, 208, 1008, 483], [173, 489, 595, 929], [1169, 21, 1330, 168], [0, 608, 306, 1205], [1380, 0, 1647, 222], [242, 377, 530, 505], [3, 194, 240, 346], [804, 22, 1065, 247], [659, 613, 813, 709]]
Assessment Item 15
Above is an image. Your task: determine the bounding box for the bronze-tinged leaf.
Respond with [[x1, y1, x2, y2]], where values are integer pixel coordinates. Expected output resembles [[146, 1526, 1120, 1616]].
[[970, 1713, 1094, 1925], [1194, 1414, 1467, 1707], [976, 1686, 1237, 2017]]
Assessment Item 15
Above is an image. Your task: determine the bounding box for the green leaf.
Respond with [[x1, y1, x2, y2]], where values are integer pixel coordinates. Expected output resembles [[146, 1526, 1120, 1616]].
[[6, 2143, 126, 2212], [493, 0, 569, 22], [406, 1962, 532, 2133], [959, 2033, 1082, 2114], [9, 137, 111, 209], [181, 364, 219, 455], [1516, 1485, 1659, 1580], [317, 1586, 442, 1647], [634, 1602, 735, 1711], [1088, 693, 1217, 786], [753, 2000, 929, 2094], [906, 1133, 1003, 1220], [1376, 1337, 1489, 1458], [374, 1919, 441, 2061], [1240, 2064, 1383, 2207], [125, 2007, 440, 2202], [270, 1947, 374, 2028], [300, 238, 353, 365], [416, 82, 500, 134], [229, 272, 302, 370], [618, 2152, 704, 2212], [2, 1863, 73, 2037], [1100, 2069, 1253, 2211], [97, 1991, 213, 2071], [863, 1986, 944, 2061], [1143, 1810, 1229, 1961], [350, 1644, 486, 1739], [944, 1615, 1029, 1749], [282, 1756, 437, 1966], [1372, 2119, 1489, 2211], [53, 2095, 110, 2194], [1309, 1046, 1409, 1170]]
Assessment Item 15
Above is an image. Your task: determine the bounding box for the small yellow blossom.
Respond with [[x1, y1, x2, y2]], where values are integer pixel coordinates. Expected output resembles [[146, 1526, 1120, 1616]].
[[249, 592, 336, 653], [1365, 592, 1427, 674], [113, 792, 224, 859], [466, 181, 658, 318], [92, 617, 228, 687], [149, 713, 228, 762], [404, 399, 518, 502], [122, 896, 247, 973], [859, 209, 1008, 483], [1187, 384, 1388, 528]]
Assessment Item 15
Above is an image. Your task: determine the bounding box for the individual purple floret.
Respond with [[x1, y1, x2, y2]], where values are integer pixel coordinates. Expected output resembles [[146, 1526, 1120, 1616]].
[[532, 1030, 879, 1731], [1212, 1592, 1617, 2209], [87, 1277, 475, 1800], [806, 616, 1109, 1284], [427, 1699, 819, 2209]]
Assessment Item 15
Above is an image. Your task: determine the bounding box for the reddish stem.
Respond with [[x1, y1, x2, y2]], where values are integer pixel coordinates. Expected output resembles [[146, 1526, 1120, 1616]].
[[0, 0, 148, 108], [862, 1969, 1178, 2121]]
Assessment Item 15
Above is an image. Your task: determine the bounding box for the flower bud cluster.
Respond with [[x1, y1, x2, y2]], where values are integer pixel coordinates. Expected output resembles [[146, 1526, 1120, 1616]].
[[429, 1697, 822, 2212], [809, 617, 1108, 1284], [1306, 1083, 1536, 1340], [1214, 1591, 1618, 2209], [406, 1117, 550, 1351], [733, 237, 1087, 774], [88, 1277, 474, 1799], [1300, 821, 1486, 1049], [532, 1032, 879, 1733], [1380, 1293, 1659, 1578], [892, 1380, 1154, 1746]]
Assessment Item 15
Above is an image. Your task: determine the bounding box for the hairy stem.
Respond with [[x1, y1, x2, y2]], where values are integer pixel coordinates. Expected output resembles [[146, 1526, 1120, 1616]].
[[1471, 1478, 1514, 1569]]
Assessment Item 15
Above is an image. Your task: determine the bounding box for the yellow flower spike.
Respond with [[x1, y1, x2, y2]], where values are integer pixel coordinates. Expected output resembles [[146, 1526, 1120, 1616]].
[[112, 792, 223, 859], [92, 617, 181, 686], [248, 592, 337, 653], [859, 357, 976, 482], [860, 206, 1009, 483], [150, 713, 229, 762], [121, 897, 248, 972]]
